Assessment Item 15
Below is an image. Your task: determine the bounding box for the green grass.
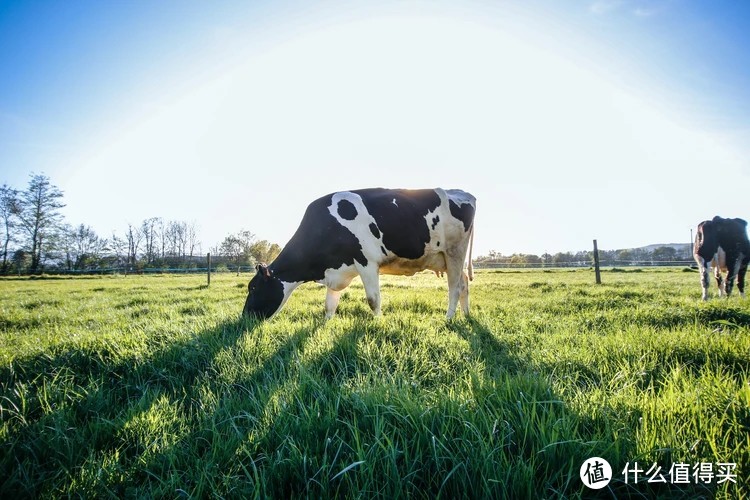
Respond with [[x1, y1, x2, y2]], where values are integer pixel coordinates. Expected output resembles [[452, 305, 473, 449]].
[[1, 269, 748, 498]]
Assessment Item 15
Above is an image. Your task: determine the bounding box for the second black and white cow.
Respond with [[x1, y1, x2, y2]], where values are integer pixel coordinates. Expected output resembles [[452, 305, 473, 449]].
[[243, 188, 476, 319], [693, 216, 749, 300]]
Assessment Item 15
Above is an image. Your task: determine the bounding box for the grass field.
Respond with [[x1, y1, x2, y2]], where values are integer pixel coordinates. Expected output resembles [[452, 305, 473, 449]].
[[1, 269, 748, 498]]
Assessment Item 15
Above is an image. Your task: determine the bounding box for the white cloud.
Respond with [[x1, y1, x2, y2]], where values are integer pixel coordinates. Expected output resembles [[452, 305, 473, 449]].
[[633, 7, 656, 17], [589, 0, 623, 15]]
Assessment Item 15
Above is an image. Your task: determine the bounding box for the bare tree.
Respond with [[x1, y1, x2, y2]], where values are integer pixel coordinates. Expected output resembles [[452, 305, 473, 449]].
[[156, 217, 166, 259], [125, 223, 142, 269], [0, 184, 20, 273], [176, 221, 188, 258], [58, 223, 76, 270], [17, 174, 65, 273], [162, 220, 190, 258], [110, 232, 127, 267], [70, 224, 106, 269], [141, 217, 160, 264], [163, 220, 179, 257], [187, 220, 199, 258]]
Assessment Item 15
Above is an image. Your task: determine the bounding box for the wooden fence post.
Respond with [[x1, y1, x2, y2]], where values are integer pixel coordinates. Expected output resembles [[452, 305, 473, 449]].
[[207, 253, 211, 287], [593, 239, 601, 284]]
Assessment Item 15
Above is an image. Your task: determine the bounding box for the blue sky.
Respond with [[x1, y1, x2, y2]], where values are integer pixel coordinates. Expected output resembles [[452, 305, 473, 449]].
[[1, 0, 749, 256]]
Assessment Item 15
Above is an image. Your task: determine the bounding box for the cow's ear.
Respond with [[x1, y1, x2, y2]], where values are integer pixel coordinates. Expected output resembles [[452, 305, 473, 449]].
[[257, 263, 271, 281]]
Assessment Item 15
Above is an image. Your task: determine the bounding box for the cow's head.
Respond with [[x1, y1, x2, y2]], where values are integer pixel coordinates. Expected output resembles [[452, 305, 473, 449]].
[[242, 264, 284, 319]]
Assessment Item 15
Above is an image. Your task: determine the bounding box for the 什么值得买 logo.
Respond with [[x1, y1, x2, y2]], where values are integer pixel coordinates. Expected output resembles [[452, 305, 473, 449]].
[[580, 457, 612, 490]]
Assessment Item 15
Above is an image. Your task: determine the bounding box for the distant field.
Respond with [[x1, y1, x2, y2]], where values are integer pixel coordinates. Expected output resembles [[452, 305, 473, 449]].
[[1, 269, 748, 498]]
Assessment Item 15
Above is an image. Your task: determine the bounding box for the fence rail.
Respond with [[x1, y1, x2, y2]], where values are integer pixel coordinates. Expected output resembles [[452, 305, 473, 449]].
[[3, 261, 700, 277], [474, 260, 696, 269], [7, 265, 256, 276]]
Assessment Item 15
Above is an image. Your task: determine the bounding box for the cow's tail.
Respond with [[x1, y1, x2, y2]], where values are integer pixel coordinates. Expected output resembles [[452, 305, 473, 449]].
[[467, 223, 475, 281]]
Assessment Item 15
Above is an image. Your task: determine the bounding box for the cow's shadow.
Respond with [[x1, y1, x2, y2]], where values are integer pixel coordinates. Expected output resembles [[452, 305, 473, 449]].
[[1, 309, 723, 498], [1, 314, 323, 496], [443, 315, 725, 499]]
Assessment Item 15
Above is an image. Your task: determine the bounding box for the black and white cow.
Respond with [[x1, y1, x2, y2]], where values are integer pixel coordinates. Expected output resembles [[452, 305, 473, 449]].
[[693, 216, 749, 300], [243, 188, 476, 319]]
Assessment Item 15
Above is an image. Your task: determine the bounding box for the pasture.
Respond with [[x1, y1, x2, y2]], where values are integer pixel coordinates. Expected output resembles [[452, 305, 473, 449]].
[[1, 269, 748, 498]]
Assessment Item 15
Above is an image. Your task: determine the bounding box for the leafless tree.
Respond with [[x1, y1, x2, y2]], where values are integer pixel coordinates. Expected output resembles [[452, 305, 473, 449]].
[[16, 174, 65, 273], [110, 232, 127, 267], [70, 224, 106, 269], [141, 217, 160, 264], [125, 223, 142, 269], [0, 184, 20, 273], [187, 220, 199, 257]]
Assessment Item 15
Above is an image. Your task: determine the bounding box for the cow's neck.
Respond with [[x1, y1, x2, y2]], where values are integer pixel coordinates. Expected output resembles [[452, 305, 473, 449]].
[[267, 256, 304, 316], [268, 250, 309, 284], [268, 280, 302, 318]]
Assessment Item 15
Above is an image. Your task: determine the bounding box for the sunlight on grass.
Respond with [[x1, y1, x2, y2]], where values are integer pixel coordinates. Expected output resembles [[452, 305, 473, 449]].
[[1, 270, 748, 498]]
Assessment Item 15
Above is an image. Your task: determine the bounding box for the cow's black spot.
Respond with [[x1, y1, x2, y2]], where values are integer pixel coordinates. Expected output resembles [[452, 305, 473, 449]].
[[381, 246, 387, 256], [431, 216, 440, 230], [437, 241, 440, 247], [358, 188, 441, 260], [449, 200, 475, 232], [370, 223, 381, 239], [338, 199, 358, 220]]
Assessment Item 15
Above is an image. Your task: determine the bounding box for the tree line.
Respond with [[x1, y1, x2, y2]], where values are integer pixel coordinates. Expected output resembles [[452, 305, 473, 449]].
[[3, 173, 693, 275], [1, 174, 281, 274], [474, 245, 693, 268]]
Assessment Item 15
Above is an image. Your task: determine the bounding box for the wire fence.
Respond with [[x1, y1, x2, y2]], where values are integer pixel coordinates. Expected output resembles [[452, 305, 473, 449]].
[[54, 265, 256, 276], [2, 254, 257, 277], [474, 259, 696, 269], [6, 259, 699, 276]]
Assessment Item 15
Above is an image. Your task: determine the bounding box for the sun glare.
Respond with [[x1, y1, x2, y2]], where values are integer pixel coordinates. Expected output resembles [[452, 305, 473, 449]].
[[56, 7, 747, 255]]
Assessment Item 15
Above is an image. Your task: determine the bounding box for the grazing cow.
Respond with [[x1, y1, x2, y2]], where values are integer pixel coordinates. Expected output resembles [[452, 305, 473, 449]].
[[693, 216, 749, 300], [243, 188, 476, 319]]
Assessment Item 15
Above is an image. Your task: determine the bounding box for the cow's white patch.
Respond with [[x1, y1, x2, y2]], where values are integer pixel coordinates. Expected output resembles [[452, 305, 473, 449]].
[[270, 280, 303, 318], [446, 189, 475, 207], [328, 192, 385, 266], [318, 262, 358, 291], [392, 198, 398, 207], [325, 288, 342, 319], [357, 262, 382, 315], [697, 256, 710, 301]]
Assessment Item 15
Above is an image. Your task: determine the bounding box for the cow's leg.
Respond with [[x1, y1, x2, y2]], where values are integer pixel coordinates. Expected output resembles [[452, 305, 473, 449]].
[[325, 288, 342, 319], [714, 250, 729, 297], [357, 265, 382, 316], [697, 256, 710, 300], [714, 266, 725, 297], [458, 270, 470, 316], [445, 254, 468, 319], [737, 260, 747, 299], [724, 254, 742, 297]]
